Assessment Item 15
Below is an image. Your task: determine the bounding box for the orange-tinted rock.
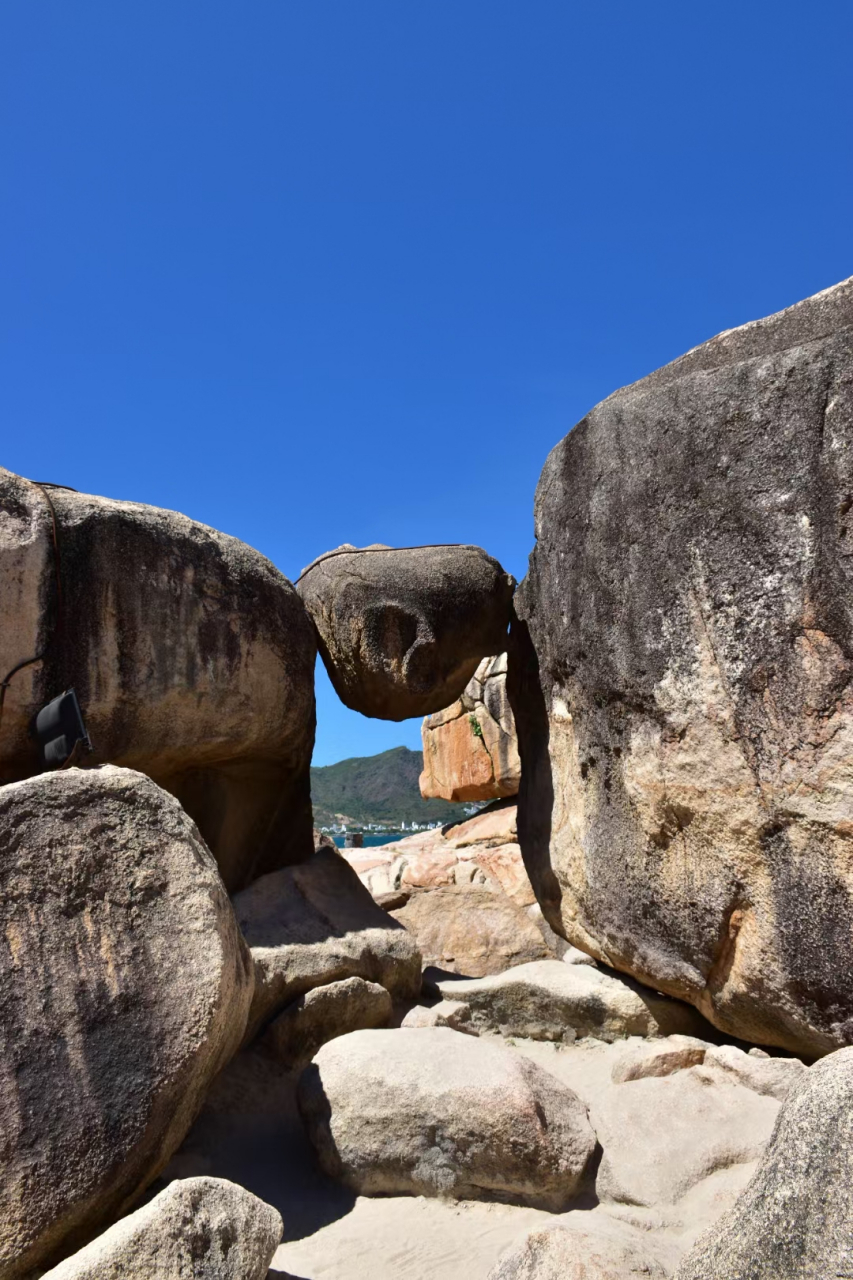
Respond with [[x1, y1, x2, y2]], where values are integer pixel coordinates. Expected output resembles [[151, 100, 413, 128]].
[[420, 654, 520, 802]]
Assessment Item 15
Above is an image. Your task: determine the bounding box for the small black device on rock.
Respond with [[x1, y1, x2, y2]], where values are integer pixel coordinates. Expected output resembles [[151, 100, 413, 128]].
[[34, 688, 93, 767]]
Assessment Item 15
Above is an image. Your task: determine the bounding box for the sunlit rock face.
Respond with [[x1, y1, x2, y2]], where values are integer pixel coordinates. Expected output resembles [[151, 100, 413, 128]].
[[420, 653, 521, 802], [297, 543, 514, 720], [511, 276, 853, 1057], [0, 468, 317, 890]]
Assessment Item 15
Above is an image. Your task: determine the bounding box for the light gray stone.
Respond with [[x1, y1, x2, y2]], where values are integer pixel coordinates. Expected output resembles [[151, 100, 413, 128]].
[[263, 976, 392, 1070], [487, 1217, 669, 1279], [297, 1027, 597, 1209], [41, 1177, 281, 1279], [400, 999, 474, 1033], [595, 1067, 779, 1208], [611, 1037, 710, 1084], [297, 543, 514, 719], [0, 768, 253, 1279], [676, 1047, 853, 1279], [703, 1043, 807, 1101]]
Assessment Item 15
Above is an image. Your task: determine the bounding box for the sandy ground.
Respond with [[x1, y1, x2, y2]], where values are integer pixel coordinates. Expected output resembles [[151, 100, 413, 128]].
[[158, 1033, 756, 1279]]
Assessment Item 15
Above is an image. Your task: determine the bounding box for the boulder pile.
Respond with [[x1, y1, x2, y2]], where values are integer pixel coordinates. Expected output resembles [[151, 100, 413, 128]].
[[3, 275, 853, 1278]]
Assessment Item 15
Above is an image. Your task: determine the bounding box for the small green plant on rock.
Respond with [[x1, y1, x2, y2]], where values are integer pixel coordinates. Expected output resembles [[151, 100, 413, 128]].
[[468, 714, 483, 739]]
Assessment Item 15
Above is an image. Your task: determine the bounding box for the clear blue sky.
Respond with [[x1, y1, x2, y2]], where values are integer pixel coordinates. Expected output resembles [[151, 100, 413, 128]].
[[3, 3, 851, 765]]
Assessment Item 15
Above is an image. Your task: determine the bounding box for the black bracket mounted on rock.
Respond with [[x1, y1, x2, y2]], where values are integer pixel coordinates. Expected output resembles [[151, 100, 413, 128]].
[[34, 688, 93, 768]]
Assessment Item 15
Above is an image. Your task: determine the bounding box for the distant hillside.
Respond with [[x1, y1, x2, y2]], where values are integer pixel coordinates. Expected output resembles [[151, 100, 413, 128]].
[[310, 746, 464, 828]]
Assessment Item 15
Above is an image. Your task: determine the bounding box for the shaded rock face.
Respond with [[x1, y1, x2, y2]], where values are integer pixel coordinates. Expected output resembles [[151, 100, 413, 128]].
[[297, 1027, 597, 1209], [511, 276, 853, 1056], [262, 976, 392, 1070], [0, 470, 316, 890], [420, 653, 521, 802], [0, 768, 253, 1280], [676, 1046, 853, 1279], [297, 543, 515, 720], [233, 844, 422, 1037], [41, 1177, 282, 1280]]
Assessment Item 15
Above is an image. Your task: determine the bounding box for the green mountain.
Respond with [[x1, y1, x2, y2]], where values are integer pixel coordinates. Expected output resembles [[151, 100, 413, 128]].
[[310, 745, 464, 829]]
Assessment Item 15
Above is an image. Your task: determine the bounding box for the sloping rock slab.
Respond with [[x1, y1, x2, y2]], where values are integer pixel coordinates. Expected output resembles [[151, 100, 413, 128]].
[[234, 845, 422, 1035], [297, 543, 514, 719], [41, 1177, 281, 1279], [0, 768, 253, 1279], [297, 1027, 597, 1209], [676, 1047, 853, 1279], [510, 275, 853, 1055], [437, 960, 714, 1042], [0, 468, 317, 890]]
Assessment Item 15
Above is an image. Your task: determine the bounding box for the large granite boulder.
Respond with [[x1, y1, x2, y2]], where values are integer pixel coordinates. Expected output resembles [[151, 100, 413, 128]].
[[297, 543, 514, 719], [0, 768, 253, 1280], [297, 1027, 597, 1208], [41, 1177, 281, 1280], [233, 843, 422, 1037], [0, 469, 316, 890], [511, 275, 853, 1055], [420, 653, 521, 801], [676, 1047, 853, 1279]]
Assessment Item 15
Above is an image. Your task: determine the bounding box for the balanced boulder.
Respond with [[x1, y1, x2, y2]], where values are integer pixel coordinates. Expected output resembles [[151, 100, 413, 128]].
[[0, 768, 253, 1279], [0, 468, 316, 890], [511, 275, 853, 1055], [675, 1047, 853, 1279], [40, 1177, 281, 1280], [297, 543, 514, 719], [297, 1027, 597, 1208], [233, 843, 422, 1037], [420, 652, 520, 801]]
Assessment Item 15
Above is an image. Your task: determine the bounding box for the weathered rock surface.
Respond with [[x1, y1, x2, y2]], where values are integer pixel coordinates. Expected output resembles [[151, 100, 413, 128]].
[[610, 1037, 710, 1084], [437, 960, 714, 1043], [344, 804, 561, 976], [263, 976, 392, 1070], [420, 653, 520, 801], [487, 1218, 669, 1280], [41, 1177, 281, 1279], [400, 999, 474, 1033], [0, 469, 316, 890], [233, 844, 422, 1036], [676, 1047, 853, 1279], [0, 768, 253, 1280], [297, 543, 514, 720], [511, 275, 853, 1055], [392, 887, 552, 977], [595, 1068, 779, 1208], [702, 1042, 806, 1101], [297, 1027, 597, 1208]]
